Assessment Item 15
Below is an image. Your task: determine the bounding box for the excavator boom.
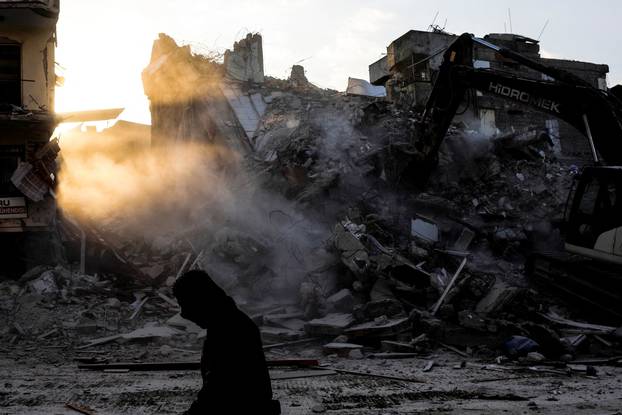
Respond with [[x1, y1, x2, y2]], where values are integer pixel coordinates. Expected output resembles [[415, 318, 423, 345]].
[[418, 33, 622, 320], [420, 33, 622, 166]]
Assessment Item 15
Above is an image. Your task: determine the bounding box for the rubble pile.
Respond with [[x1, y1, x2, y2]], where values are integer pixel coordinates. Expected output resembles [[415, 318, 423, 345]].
[[3, 33, 621, 377]]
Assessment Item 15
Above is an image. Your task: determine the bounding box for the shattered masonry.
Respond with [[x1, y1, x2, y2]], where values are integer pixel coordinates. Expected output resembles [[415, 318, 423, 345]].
[[4, 23, 622, 414]]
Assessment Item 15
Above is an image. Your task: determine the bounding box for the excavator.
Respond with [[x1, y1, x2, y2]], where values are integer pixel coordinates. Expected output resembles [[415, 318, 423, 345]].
[[416, 33, 622, 319]]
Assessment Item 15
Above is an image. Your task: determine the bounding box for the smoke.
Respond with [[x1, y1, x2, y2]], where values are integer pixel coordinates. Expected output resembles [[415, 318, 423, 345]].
[[58, 134, 236, 231], [56, 130, 332, 302]]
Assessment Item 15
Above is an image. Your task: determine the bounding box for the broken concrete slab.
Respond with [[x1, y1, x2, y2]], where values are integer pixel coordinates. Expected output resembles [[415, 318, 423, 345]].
[[457, 310, 488, 332], [333, 223, 369, 274], [221, 84, 267, 140], [380, 340, 416, 353], [166, 313, 203, 334], [261, 326, 302, 343], [28, 271, 59, 295], [323, 342, 364, 357], [475, 281, 520, 314], [265, 317, 306, 332], [78, 325, 183, 350], [326, 289, 354, 313], [354, 299, 404, 320], [304, 313, 355, 337], [411, 217, 439, 243], [346, 77, 386, 98], [141, 264, 165, 280], [224, 33, 264, 83], [18, 265, 53, 284], [453, 228, 475, 251], [345, 317, 411, 339], [122, 325, 182, 340], [289, 65, 309, 88], [369, 279, 394, 302]]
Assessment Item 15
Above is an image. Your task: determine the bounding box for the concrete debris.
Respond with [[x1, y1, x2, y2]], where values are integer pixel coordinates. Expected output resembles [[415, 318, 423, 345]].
[[5, 28, 622, 415], [346, 77, 386, 98], [345, 316, 410, 339], [475, 281, 521, 315], [411, 218, 439, 243], [28, 270, 59, 295], [380, 340, 416, 353], [326, 288, 354, 313], [122, 325, 182, 340], [322, 342, 363, 357], [261, 326, 302, 342], [289, 65, 309, 88], [452, 228, 475, 251], [224, 33, 264, 83], [166, 313, 203, 334], [304, 313, 355, 336]]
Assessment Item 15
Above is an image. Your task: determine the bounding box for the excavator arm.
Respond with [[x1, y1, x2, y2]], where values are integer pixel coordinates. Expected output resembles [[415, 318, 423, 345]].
[[418, 35, 622, 318], [418, 33, 622, 166]]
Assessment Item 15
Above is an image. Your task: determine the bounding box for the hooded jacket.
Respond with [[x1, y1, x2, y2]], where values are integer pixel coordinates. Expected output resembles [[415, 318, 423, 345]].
[[177, 273, 280, 414]]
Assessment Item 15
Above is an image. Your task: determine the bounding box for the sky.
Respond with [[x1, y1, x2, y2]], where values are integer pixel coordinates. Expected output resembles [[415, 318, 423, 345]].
[[54, 0, 622, 125]]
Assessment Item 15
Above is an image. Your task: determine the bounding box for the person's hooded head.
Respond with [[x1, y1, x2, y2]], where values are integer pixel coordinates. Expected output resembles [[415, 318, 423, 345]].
[[173, 270, 236, 329]]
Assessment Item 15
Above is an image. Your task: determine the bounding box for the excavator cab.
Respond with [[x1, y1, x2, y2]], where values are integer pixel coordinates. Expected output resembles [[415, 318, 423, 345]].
[[565, 166, 622, 265]]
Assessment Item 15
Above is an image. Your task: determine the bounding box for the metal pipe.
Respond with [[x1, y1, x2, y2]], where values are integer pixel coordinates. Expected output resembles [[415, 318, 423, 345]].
[[80, 227, 86, 275], [582, 114, 599, 163]]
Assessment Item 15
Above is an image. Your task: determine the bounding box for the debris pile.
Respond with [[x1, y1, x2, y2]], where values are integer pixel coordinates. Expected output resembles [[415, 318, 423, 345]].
[[2, 32, 621, 379]]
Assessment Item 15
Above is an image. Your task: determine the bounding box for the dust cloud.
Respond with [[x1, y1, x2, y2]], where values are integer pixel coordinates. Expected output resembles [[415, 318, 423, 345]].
[[56, 130, 333, 301]]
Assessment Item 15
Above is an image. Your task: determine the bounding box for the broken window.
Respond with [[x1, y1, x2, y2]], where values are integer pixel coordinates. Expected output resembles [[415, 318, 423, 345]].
[[0, 39, 21, 107]]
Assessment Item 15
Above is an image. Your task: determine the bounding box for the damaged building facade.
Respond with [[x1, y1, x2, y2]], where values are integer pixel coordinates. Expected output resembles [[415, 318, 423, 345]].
[[369, 29, 610, 161], [143, 33, 267, 155], [0, 0, 60, 233]]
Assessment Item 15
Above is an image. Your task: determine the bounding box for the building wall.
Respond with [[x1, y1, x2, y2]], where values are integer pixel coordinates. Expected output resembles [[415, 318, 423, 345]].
[[369, 56, 389, 86], [0, 3, 59, 231], [0, 27, 56, 112], [372, 30, 611, 162], [0, 2, 58, 115]]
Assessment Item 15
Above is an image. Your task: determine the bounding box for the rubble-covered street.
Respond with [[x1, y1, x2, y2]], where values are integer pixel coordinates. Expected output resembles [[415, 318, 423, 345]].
[[3, 1, 622, 414]]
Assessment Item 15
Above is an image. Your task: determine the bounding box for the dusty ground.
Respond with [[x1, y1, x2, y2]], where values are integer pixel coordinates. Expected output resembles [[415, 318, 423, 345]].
[[2, 341, 622, 415]]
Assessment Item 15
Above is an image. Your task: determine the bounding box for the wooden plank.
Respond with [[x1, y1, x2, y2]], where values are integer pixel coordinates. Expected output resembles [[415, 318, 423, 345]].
[[439, 342, 469, 358], [65, 402, 96, 415], [593, 335, 613, 348], [175, 253, 193, 280], [188, 250, 205, 270], [270, 370, 336, 380], [76, 334, 123, 350], [431, 257, 467, 315], [37, 328, 58, 340], [78, 359, 320, 372], [263, 338, 319, 350], [157, 292, 179, 308], [129, 297, 149, 320], [540, 312, 616, 333]]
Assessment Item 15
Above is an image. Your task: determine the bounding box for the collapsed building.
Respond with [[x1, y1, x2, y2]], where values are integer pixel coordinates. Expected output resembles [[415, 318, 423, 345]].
[[4, 24, 622, 414], [137, 30, 621, 347], [369, 29, 610, 162], [0, 0, 63, 274]]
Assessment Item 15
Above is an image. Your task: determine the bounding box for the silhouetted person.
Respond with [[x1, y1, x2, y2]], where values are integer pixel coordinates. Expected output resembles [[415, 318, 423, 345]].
[[173, 270, 281, 414]]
